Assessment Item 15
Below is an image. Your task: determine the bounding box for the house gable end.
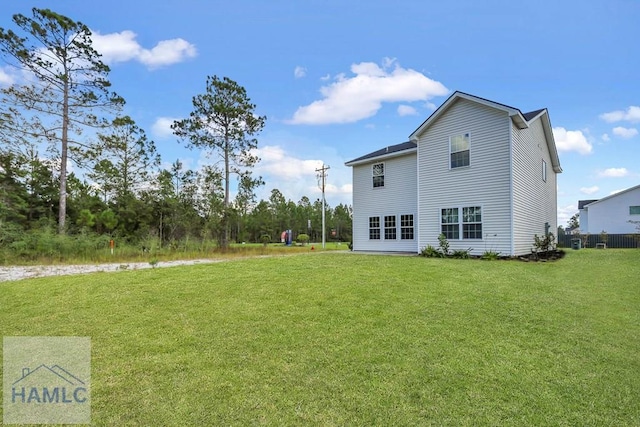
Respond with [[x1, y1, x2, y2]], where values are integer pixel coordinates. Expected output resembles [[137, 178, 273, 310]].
[[409, 91, 528, 142]]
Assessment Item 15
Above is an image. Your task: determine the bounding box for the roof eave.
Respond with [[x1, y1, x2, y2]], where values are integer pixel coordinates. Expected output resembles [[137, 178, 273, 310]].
[[538, 109, 563, 173], [345, 147, 417, 167]]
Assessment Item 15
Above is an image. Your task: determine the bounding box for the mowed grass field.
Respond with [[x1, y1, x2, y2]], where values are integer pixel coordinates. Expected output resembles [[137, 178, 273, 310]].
[[1, 250, 639, 426]]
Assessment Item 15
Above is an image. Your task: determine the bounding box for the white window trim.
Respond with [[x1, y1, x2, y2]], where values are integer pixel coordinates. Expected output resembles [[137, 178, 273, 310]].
[[449, 133, 471, 170], [439, 205, 484, 240]]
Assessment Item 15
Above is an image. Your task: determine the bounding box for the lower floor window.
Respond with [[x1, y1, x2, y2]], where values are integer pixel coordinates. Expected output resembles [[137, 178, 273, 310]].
[[441, 206, 482, 239], [401, 214, 414, 240], [441, 208, 459, 239], [462, 206, 482, 239], [369, 216, 380, 240], [384, 215, 396, 240]]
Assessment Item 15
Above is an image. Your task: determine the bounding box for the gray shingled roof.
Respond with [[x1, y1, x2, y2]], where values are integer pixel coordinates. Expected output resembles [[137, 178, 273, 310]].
[[345, 141, 416, 164], [523, 108, 546, 121], [578, 199, 598, 209]]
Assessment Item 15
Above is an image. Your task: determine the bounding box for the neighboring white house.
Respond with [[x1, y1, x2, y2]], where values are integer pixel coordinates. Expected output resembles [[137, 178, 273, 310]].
[[578, 184, 640, 234], [345, 91, 562, 256]]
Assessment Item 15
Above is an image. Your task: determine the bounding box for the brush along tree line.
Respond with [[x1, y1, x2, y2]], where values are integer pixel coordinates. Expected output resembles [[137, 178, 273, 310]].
[[0, 8, 352, 254]]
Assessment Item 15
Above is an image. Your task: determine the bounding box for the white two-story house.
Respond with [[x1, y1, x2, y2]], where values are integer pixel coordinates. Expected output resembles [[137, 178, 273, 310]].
[[345, 91, 562, 256]]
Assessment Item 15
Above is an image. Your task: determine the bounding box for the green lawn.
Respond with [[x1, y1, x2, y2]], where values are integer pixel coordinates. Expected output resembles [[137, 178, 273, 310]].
[[1, 250, 639, 426]]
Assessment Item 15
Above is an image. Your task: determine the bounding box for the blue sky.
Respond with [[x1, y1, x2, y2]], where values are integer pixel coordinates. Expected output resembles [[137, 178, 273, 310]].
[[1, 1, 638, 226]]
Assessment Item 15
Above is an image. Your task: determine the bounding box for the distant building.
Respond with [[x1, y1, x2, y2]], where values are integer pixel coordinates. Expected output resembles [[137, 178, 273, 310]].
[[578, 184, 640, 234]]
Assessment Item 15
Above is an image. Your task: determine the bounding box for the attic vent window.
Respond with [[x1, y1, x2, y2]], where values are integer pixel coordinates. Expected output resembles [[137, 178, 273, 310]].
[[372, 162, 384, 188], [450, 133, 470, 169]]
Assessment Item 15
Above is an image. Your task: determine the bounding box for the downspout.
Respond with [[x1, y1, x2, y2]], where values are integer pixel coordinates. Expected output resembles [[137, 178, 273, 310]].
[[508, 117, 515, 256], [412, 137, 420, 254]]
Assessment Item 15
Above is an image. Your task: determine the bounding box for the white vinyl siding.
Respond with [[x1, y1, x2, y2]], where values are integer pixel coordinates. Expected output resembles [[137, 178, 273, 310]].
[[511, 118, 557, 254], [351, 153, 418, 252], [417, 98, 512, 256]]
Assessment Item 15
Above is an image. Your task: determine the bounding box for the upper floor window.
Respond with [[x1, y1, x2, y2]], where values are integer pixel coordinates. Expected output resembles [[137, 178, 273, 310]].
[[542, 159, 547, 182], [630, 206, 640, 215], [450, 133, 470, 169], [372, 163, 384, 188]]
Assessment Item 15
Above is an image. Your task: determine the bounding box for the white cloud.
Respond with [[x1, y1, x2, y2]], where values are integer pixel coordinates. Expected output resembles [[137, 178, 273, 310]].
[[252, 145, 323, 180], [152, 117, 180, 139], [325, 183, 352, 195], [294, 66, 306, 79], [612, 126, 638, 139], [91, 30, 197, 69], [557, 204, 578, 228], [552, 127, 592, 155], [249, 145, 353, 204], [320, 74, 331, 81], [139, 38, 197, 68], [288, 58, 448, 124], [602, 133, 610, 142], [600, 106, 640, 123], [397, 105, 418, 116], [598, 167, 629, 178], [0, 67, 16, 86], [580, 186, 599, 195]]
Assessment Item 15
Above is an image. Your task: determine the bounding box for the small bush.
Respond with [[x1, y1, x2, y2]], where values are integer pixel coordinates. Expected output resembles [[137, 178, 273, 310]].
[[533, 232, 556, 253], [260, 234, 271, 247], [438, 234, 450, 256], [451, 249, 471, 259], [296, 233, 310, 246], [481, 250, 500, 260], [420, 245, 441, 258]]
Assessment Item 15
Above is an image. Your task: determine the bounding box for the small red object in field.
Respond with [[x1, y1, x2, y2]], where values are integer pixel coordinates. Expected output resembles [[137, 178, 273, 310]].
[[311, 246, 315, 250]]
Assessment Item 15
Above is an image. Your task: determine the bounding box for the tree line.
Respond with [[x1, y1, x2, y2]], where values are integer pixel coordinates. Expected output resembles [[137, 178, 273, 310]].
[[0, 8, 352, 256]]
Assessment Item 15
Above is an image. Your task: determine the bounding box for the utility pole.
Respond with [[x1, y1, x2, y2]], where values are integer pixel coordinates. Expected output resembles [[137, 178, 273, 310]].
[[316, 164, 330, 249]]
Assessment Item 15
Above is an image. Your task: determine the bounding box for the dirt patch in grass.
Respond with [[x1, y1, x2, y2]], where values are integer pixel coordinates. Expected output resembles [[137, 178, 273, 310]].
[[0, 259, 229, 282]]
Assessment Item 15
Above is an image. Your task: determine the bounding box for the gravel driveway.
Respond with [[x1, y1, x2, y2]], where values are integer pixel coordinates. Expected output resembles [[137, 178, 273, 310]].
[[0, 259, 226, 282]]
